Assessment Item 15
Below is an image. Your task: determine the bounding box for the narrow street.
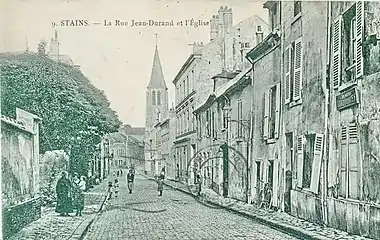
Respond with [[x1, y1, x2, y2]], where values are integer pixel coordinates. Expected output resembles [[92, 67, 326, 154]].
[[84, 175, 298, 240]]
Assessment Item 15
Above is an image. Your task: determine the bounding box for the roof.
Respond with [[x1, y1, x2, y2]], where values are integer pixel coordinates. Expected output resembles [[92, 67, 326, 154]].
[[194, 67, 252, 114], [246, 30, 281, 63], [47, 54, 74, 66], [1, 115, 34, 134], [147, 45, 167, 89], [211, 70, 239, 80], [172, 53, 202, 84]]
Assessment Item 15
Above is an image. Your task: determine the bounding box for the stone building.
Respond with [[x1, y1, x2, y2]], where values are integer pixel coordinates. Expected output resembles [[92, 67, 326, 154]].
[[174, 5, 268, 185], [47, 30, 80, 70], [144, 44, 169, 176], [326, 1, 380, 238], [1, 108, 41, 239], [194, 68, 252, 201], [152, 107, 176, 178], [246, 28, 281, 208]]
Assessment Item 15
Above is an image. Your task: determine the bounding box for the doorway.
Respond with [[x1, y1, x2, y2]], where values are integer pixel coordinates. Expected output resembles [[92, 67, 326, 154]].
[[285, 132, 293, 213]]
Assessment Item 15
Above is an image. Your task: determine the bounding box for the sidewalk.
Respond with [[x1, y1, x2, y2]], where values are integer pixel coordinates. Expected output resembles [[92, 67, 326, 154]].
[[141, 174, 372, 240], [7, 176, 111, 240]]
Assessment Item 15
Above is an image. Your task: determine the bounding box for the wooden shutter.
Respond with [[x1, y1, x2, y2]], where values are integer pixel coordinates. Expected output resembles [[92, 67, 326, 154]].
[[263, 91, 270, 140], [332, 16, 342, 88], [272, 160, 279, 207], [310, 133, 324, 193], [356, 1, 364, 79], [296, 135, 304, 188], [348, 123, 359, 199], [340, 126, 348, 197], [293, 38, 302, 101], [274, 83, 280, 139], [284, 46, 291, 104]]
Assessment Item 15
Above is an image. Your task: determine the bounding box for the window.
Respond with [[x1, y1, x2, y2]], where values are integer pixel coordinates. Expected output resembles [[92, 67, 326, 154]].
[[332, 2, 363, 89], [191, 70, 195, 91], [192, 106, 195, 131], [179, 83, 182, 100], [152, 90, 157, 105], [186, 110, 189, 132], [296, 134, 324, 193], [244, 42, 250, 48], [206, 110, 210, 136], [263, 83, 280, 140], [211, 110, 216, 139], [284, 37, 303, 104], [339, 124, 359, 199], [256, 32, 264, 45], [186, 76, 189, 96], [294, 1, 301, 17], [157, 91, 161, 105], [257, 25, 262, 32], [237, 100, 243, 138]]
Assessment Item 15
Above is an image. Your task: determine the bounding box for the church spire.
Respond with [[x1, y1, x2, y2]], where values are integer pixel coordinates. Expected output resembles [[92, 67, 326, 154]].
[[147, 35, 167, 89]]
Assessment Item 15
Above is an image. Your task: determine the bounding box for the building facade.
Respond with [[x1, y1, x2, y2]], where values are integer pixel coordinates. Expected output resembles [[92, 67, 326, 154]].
[[174, 5, 269, 185]]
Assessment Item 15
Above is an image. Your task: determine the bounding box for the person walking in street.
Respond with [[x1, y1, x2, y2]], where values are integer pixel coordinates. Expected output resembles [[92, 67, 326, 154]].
[[55, 171, 73, 216], [157, 173, 164, 196], [126, 169, 135, 194], [107, 181, 113, 200], [196, 172, 202, 197], [73, 175, 86, 216], [114, 178, 119, 198]]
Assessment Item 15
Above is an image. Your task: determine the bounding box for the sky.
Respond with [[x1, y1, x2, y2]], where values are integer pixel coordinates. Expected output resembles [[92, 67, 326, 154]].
[[1, 0, 268, 127]]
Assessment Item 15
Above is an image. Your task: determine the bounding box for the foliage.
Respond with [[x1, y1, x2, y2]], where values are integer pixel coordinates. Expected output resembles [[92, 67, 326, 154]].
[[0, 52, 122, 176]]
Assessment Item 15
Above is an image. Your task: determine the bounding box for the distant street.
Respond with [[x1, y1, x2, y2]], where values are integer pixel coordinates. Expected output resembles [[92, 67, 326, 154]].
[[84, 175, 298, 240]]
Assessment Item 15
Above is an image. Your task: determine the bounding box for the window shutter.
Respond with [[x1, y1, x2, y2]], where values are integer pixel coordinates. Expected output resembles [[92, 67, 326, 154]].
[[263, 91, 270, 140], [356, 1, 364, 79], [274, 83, 280, 139], [348, 123, 359, 199], [339, 126, 348, 197], [296, 135, 304, 188], [293, 38, 302, 101], [284, 46, 291, 104], [310, 133, 324, 193], [332, 16, 342, 88]]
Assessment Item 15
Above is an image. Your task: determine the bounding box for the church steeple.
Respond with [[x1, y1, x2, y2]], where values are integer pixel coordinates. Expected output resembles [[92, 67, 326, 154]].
[[147, 39, 167, 89]]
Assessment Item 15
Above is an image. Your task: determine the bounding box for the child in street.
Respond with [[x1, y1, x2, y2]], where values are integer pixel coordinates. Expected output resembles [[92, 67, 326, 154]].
[[114, 179, 119, 198], [107, 181, 113, 200]]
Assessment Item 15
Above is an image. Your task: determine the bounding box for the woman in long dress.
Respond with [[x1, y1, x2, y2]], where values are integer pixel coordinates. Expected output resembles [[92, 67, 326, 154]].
[[73, 175, 86, 216], [55, 171, 73, 216]]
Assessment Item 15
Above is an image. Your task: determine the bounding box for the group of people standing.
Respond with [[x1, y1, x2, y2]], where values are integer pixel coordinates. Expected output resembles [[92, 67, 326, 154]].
[[108, 169, 135, 199], [55, 171, 86, 217]]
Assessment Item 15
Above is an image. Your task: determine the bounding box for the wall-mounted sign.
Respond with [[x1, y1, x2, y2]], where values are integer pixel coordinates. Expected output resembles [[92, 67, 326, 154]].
[[336, 87, 359, 111]]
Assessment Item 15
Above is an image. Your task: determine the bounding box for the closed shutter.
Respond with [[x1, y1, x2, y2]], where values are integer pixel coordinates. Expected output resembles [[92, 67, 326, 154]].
[[284, 46, 291, 104], [348, 123, 359, 199], [296, 135, 304, 188], [355, 1, 364, 79], [310, 133, 324, 193], [340, 126, 348, 197], [263, 91, 270, 140], [332, 15, 342, 88], [272, 160, 279, 207], [274, 83, 280, 139], [293, 38, 302, 101]]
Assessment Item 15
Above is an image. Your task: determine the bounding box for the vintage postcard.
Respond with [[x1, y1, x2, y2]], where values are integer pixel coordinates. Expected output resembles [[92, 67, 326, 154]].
[[1, 0, 380, 239]]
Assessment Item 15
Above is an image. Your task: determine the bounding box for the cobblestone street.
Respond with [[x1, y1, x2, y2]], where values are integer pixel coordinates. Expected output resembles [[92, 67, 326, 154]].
[[84, 175, 298, 240]]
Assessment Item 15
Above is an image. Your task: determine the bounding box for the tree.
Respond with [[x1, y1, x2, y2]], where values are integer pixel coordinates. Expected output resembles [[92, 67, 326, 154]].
[[0, 52, 122, 176]]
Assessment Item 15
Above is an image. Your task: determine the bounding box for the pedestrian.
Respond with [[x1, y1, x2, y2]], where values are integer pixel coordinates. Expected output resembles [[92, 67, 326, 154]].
[[120, 169, 123, 176], [107, 181, 113, 200], [196, 173, 202, 197], [73, 175, 86, 216], [55, 171, 73, 216], [117, 170, 120, 178], [126, 169, 135, 194], [114, 178, 119, 198], [157, 173, 164, 196]]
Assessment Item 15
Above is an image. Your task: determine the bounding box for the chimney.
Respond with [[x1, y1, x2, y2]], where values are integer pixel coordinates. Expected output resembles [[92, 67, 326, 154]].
[[193, 42, 204, 53], [223, 7, 233, 34], [210, 15, 219, 41]]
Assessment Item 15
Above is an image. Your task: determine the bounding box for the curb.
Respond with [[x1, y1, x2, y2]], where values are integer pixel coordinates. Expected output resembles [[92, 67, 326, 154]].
[[141, 174, 330, 240], [77, 191, 110, 240]]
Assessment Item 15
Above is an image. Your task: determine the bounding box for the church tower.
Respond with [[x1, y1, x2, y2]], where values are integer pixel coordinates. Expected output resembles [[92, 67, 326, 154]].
[[145, 43, 169, 131]]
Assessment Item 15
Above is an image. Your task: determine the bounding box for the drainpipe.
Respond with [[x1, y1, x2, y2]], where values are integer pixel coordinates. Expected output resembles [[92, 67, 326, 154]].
[[322, 1, 332, 226]]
